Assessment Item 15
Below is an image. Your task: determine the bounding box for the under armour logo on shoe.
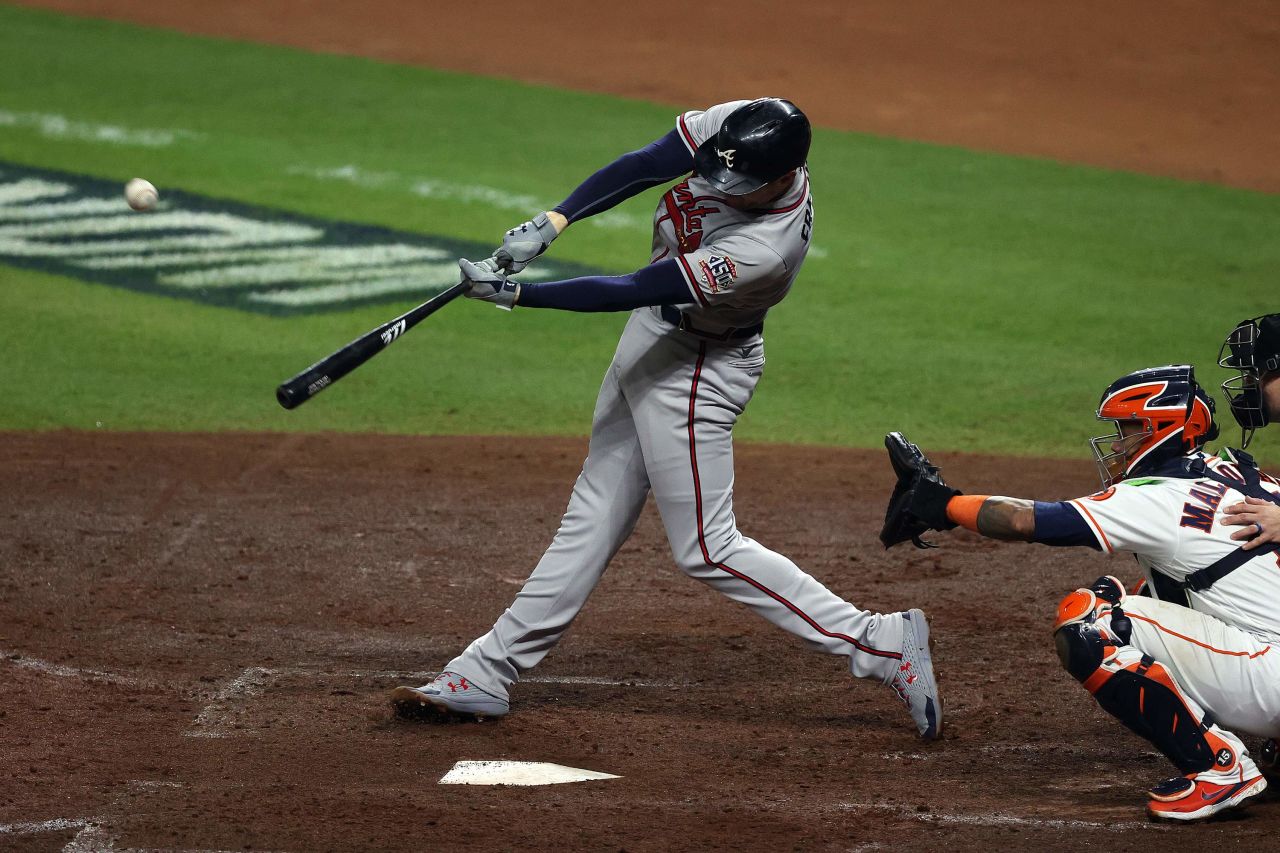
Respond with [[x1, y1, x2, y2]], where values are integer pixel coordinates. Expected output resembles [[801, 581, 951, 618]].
[[447, 677, 471, 693]]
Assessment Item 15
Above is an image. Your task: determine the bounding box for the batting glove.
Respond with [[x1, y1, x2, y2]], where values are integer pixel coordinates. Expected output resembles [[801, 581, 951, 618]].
[[459, 257, 520, 310], [495, 212, 559, 273]]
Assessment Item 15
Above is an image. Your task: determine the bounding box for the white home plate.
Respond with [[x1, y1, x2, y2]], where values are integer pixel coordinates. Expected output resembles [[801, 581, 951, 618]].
[[439, 760, 620, 786]]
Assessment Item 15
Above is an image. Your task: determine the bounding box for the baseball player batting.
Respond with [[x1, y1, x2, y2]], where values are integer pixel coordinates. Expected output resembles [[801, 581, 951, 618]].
[[882, 364, 1280, 821], [390, 98, 942, 740]]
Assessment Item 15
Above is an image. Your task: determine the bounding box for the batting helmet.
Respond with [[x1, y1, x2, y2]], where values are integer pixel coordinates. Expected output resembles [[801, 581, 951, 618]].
[[1089, 364, 1219, 487], [693, 98, 811, 196], [1217, 313, 1280, 447]]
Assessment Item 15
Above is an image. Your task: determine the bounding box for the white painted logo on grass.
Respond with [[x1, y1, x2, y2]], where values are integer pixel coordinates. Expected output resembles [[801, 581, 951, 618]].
[[0, 162, 599, 314], [0, 108, 199, 147], [290, 164, 646, 231], [439, 760, 620, 786]]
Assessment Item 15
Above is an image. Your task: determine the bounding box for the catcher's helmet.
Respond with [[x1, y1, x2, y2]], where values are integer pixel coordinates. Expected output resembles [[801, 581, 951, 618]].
[[1217, 313, 1280, 448], [694, 98, 811, 196], [1090, 364, 1219, 487]]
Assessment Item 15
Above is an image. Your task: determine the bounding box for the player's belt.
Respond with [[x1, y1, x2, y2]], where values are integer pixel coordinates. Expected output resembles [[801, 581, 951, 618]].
[[660, 305, 763, 341]]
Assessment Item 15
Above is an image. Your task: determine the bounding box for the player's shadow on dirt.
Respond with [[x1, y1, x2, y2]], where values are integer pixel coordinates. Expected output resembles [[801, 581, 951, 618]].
[[511, 680, 902, 731]]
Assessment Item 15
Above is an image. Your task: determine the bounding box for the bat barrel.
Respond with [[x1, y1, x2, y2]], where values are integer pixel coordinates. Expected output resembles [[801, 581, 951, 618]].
[[274, 280, 468, 411], [276, 366, 336, 410]]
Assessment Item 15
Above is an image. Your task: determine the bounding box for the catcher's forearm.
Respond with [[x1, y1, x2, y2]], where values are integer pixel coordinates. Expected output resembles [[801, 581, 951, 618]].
[[947, 495, 1036, 541]]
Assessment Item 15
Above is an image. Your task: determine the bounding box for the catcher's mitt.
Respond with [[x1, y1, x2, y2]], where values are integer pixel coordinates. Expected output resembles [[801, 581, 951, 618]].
[[879, 432, 961, 549]]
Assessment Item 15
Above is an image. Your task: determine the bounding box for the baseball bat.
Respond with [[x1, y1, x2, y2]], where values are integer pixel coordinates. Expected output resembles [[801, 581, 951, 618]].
[[275, 280, 469, 410]]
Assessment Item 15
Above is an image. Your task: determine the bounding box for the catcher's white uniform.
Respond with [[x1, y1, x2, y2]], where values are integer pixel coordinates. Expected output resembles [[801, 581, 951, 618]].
[[1063, 450, 1280, 736]]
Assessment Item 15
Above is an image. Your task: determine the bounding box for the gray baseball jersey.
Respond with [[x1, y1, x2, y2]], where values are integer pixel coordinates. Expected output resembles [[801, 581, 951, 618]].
[[443, 101, 922, 721], [659, 100, 813, 332]]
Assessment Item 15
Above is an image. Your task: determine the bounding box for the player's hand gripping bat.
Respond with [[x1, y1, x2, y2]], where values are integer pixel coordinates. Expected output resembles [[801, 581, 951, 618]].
[[275, 280, 469, 410]]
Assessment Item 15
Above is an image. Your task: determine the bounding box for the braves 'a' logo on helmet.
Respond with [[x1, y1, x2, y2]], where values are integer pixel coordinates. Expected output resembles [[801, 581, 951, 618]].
[[1090, 364, 1218, 487], [693, 99, 810, 195]]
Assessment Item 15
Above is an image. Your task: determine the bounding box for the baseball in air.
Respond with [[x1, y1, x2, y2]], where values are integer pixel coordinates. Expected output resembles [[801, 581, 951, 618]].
[[124, 177, 158, 211]]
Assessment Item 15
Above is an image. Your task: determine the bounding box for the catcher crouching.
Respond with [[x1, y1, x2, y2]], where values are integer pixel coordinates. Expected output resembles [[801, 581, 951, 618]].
[[882, 364, 1280, 822]]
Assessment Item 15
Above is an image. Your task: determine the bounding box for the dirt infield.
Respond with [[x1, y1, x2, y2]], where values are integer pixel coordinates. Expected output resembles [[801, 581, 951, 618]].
[[4, 432, 1280, 850], [6, 3, 1280, 850], [15, 0, 1280, 191]]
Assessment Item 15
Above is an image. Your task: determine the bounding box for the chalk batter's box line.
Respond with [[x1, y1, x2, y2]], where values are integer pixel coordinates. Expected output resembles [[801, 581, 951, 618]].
[[182, 665, 687, 737]]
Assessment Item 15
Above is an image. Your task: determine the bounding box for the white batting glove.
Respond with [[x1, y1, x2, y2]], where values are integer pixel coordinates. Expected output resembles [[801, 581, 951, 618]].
[[495, 212, 559, 273], [459, 257, 520, 310]]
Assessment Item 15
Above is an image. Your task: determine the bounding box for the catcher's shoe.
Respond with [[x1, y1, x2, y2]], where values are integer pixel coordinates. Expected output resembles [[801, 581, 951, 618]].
[[1147, 755, 1267, 822], [888, 609, 943, 740], [389, 671, 509, 721]]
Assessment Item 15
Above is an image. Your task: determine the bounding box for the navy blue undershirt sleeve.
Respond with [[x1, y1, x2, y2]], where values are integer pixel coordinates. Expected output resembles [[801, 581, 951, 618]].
[[1033, 501, 1102, 549], [518, 258, 692, 312], [552, 130, 693, 223]]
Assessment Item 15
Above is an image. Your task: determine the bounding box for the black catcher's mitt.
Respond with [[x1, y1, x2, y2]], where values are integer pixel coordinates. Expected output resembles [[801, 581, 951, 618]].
[[879, 432, 961, 549]]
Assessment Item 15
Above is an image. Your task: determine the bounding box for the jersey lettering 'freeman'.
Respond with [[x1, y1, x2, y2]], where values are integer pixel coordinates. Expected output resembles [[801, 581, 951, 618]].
[[1179, 481, 1229, 533]]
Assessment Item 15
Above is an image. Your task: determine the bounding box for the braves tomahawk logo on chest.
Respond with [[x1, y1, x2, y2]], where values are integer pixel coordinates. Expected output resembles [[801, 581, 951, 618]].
[[659, 179, 721, 253]]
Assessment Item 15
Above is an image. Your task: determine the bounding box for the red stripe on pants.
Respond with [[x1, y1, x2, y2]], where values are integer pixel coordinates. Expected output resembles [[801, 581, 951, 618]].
[[685, 344, 900, 661]]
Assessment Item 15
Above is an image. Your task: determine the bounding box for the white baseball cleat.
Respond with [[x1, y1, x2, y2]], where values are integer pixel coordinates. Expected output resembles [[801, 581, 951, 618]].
[[390, 671, 509, 721], [889, 609, 943, 740]]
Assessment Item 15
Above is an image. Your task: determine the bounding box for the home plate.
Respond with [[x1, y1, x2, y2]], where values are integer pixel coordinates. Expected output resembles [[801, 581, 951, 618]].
[[439, 760, 620, 786]]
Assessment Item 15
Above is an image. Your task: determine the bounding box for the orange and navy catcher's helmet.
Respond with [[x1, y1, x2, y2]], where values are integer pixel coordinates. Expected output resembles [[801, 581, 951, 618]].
[[1218, 313, 1280, 448], [1090, 364, 1219, 487]]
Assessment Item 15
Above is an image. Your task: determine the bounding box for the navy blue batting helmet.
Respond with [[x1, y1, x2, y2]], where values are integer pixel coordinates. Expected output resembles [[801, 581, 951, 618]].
[[694, 98, 811, 196]]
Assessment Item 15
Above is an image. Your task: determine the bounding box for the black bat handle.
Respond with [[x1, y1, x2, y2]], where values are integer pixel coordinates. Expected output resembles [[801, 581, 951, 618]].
[[275, 280, 469, 410]]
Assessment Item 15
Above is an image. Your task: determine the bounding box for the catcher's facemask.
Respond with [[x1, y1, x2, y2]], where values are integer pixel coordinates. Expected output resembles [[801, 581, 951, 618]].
[[1218, 315, 1280, 448], [1090, 421, 1152, 488]]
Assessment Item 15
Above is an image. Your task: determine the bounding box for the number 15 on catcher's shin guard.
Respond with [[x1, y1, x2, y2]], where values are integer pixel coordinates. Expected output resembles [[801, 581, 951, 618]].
[[1054, 620, 1266, 821]]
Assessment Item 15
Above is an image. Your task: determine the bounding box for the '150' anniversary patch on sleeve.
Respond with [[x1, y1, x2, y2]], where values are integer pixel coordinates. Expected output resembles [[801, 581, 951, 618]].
[[699, 254, 738, 292]]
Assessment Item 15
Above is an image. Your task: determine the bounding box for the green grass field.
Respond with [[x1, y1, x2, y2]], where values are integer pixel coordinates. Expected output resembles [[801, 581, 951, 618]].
[[2, 5, 1277, 461]]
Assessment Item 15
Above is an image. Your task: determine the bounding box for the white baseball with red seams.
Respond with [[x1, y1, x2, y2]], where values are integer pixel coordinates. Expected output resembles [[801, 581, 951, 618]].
[[124, 177, 158, 211], [442, 102, 933, 729]]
